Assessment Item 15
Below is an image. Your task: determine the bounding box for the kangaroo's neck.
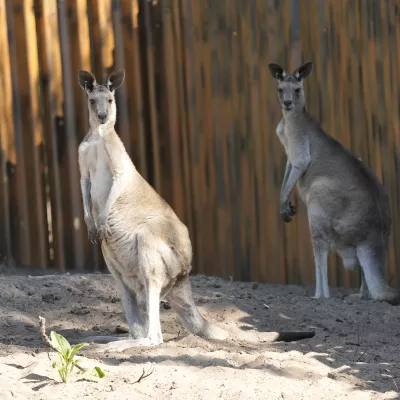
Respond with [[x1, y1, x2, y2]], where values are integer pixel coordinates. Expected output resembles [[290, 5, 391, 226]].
[[282, 106, 309, 123], [89, 121, 116, 138]]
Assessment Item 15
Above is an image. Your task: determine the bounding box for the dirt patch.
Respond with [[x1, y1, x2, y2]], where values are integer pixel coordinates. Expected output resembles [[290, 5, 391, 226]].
[[0, 273, 399, 399]]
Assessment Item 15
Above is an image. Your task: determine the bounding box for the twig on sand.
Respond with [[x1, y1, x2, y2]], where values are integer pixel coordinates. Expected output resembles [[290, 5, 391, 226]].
[[134, 364, 155, 384], [38, 316, 58, 352], [352, 315, 369, 362], [392, 377, 399, 393], [38, 315, 85, 372], [355, 351, 366, 363]]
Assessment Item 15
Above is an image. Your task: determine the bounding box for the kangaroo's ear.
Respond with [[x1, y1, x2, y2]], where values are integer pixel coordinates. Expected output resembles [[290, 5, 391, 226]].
[[293, 62, 313, 81], [106, 69, 125, 92], [268, 63, 286, 81], [78, 70, 96, 94]]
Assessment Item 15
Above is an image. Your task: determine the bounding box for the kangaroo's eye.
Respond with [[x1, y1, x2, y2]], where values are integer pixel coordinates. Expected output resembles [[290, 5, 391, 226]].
[[108, 99, 113, 104], [295, 88, 301, 93], [278, 88, 283, 94], [90, 99, 95, 104]]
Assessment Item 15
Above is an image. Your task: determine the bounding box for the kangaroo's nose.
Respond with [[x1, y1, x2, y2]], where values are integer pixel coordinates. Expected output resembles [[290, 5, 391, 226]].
[[283, 100, 292, 107], [98, 112, 107, 121]]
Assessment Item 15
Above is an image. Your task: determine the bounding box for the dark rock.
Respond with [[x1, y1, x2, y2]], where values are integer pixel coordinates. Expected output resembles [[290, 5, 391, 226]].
[[70, 307, 90, 316], [42, 293, 60, 303], [162, 301, 171, 310], [116, 326, 129, 334], [212, 283, 222, 288]]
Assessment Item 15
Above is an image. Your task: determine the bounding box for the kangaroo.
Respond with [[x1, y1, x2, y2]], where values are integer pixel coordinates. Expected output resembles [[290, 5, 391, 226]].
[[268, 62, 399, 305], [77, 69, 228, 351], [77, 69, 315, 351]]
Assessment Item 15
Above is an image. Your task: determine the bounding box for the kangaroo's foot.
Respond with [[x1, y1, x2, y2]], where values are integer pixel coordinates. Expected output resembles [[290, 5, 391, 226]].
[[311, 292, 330, 299], [372, 289, 400, 306], [347, 293, 369, 300], [93, 337, 162, 353], [80, 335, 128, 344]]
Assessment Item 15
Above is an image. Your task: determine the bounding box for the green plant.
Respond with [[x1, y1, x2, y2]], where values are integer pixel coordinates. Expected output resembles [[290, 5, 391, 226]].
[[49, 331, 105, 383]]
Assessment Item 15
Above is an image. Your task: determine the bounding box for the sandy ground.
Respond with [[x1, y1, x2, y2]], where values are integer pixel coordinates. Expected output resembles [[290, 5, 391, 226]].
[[0, 272, 399, 400]]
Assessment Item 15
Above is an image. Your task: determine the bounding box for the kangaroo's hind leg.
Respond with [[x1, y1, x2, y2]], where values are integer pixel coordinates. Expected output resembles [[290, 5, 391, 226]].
[[310, 240, 330, 298], [307, 209, 330, 299], [356, 242, 400, 305], [338, 247, 369, 299], [82, 244, 147, 344], [94, 235, 166, 352], [359, 269, 369, 299], [166, 273, 228, 340], [351, 267, 370, 300]]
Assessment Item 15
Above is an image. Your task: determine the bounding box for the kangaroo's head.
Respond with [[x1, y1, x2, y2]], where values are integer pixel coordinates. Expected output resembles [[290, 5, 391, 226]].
[[78, 69, 125, 128], [268, 62, 312, 112]]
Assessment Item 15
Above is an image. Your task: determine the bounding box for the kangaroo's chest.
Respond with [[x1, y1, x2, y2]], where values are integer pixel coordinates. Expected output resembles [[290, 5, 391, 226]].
[[276, 118, 310, 196], [81, 138, 109, 175], [276, 119, 288, 152], [276, 119, 298, 157], [278, 120, 307, 161], [79, 137, 113, 213]]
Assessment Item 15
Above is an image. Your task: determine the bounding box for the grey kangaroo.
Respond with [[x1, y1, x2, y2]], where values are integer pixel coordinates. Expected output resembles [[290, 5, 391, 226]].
[[77, 69, 315, 351], [268, 62, 399, 305]]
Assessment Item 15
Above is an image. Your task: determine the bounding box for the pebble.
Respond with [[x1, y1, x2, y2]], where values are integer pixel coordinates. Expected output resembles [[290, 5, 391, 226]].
[[212, 283, 222, 288], [162, 301, 172, 310], [41, 293, 60, 303]]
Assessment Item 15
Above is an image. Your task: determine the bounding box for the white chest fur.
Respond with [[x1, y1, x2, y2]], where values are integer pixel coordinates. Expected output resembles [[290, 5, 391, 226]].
[[79, 135, 113, 218], [276, 119, 288, 154]]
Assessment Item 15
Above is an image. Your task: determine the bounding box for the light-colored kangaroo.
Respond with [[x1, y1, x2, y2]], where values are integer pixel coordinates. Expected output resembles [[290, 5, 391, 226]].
[[77, 69, 228, 351], [77, 69, 316, 351], [268, 62, 399, 305]]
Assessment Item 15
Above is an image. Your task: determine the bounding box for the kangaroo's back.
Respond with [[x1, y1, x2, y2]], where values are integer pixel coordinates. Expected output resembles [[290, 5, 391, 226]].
[[302, 114, 388, 198]]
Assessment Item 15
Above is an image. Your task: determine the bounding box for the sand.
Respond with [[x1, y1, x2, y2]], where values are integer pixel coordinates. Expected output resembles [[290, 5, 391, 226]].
[[0, 272, 399, 400]]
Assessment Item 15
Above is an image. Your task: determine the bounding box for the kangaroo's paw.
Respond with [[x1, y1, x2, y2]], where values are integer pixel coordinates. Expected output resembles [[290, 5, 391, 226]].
[[311, 294, 330, 299], [94, 337, 162, 353], [373, 290, 400, 306], [80, 335, 127, 344], [347, 292, 370, 300]]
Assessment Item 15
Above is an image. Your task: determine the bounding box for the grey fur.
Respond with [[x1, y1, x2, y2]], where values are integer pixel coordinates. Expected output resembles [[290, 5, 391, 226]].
[[269, 62, 400, 305]]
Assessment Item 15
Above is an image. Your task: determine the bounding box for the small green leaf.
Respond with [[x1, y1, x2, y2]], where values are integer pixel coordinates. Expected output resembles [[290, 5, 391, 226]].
[[57, 352, 64, 365], [93, 366, 105, 378], [51, 362, 59, 369], [50, 331, 71, 357], [68, 342, 88, 361], [50, 331, 62, 353], [69, 363, 76, 375]]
